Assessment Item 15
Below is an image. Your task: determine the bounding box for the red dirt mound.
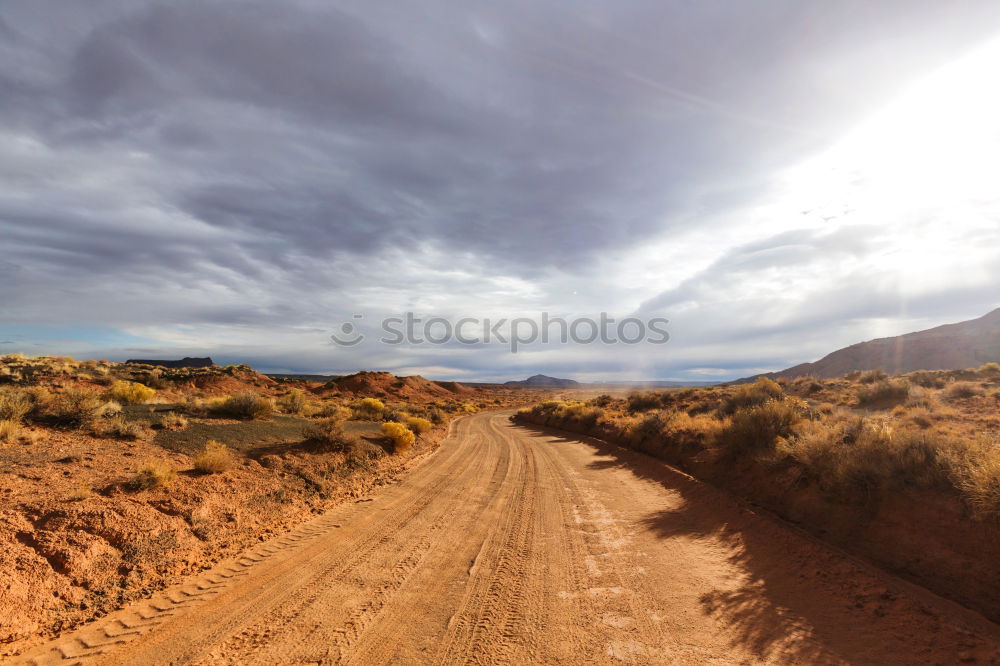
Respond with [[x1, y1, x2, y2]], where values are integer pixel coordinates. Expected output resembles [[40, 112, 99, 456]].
[[314, 372, 473, 402]]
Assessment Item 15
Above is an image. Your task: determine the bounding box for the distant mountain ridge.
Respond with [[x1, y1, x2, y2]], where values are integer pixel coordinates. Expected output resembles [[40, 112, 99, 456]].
[[749, 307, 1000, 380], [504, 374, 581, 388]]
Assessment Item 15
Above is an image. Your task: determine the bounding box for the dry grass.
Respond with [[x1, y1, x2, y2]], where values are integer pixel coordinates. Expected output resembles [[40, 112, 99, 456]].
[[405, 416, 432, 434], [0, 388, 32, 422], [211, 392, 275, 420], [856, 379, 911, 407], [303, 417, 361, 452], [278, 389, 308, 415], [156, 412, 189, 430], [353, 397, 386, 420], [192, 440, 234, 474], [32, 389, 103, 428], [91, 415, 147, 440], [130, 460, 177, 490], [107, 380, 156, 405], [0, 419, 21, 445], [945, 381, 982, 400], [717, 398, 802, 455], [720, 377, 783, 415], [381, 421, 415, 454]]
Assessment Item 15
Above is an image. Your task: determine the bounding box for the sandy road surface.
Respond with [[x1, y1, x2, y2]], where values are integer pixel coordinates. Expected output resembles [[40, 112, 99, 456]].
[[16, 411, 1000, 665]]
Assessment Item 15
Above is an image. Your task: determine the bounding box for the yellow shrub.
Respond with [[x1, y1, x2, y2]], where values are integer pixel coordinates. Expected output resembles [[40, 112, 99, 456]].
[[405, 416, 432, 434], [382, 421, 415, 453], [354, 397, 386, 420], [108, 380, 156, 405], [193, 440, 234, 473], [0, 419, 21, 445], [279, 389, 308, 415], [131, 460, 176, 490]]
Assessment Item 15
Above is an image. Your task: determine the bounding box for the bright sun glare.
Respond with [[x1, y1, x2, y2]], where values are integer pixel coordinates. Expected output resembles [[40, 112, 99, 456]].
[[775, 35, 1000, 281]]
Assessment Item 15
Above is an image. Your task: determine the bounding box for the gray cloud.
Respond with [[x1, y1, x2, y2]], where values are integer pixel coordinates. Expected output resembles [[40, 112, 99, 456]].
[[3, 1, 1000, 379]]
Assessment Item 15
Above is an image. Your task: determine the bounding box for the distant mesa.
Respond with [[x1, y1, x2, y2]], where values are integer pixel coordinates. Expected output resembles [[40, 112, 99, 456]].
[[743, 307, 1000, 381], [126, 357, 214, 369], [504, 374, 581, 388]]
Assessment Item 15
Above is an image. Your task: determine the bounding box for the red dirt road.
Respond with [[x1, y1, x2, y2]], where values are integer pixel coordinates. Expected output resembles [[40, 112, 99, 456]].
[[16, 411, 1000, 664]]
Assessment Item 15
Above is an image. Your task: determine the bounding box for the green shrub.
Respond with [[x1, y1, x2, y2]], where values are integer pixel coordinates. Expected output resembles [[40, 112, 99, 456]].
[[107, 380, 156, 405]]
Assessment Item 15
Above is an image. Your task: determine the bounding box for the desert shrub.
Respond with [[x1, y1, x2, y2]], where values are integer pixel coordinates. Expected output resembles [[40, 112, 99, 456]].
[[107, 380, 156, 405], [303, 417, 359, 451], [717, 398, 802, 455], [627, 392, 663, 413], [589, 394, 614, 408], [858, 369, 888, 385], [405, 416, 432, 434], [907, 407, 935, 429], [97, 400, 123, 418], [382, 421, 415, 453], [33, 389, 103, 428], [856, 379, 911, 407], [212, 392, 274, 419], [460, 402, 479, 413], [155, 412, 188, 430], [353, 397, 386, 420], [0, 419, 21, 444], [0, 388, 32, 422], [130, 460, 176, 490], [945, 381, 982, 400], [428, 407, 445, 425], [781, 417, 949, 497], [944, 435, 1000, 518], [978, 362, 1000, 376], [314, 403, 353, 423], [907, 370, 947, 389], [720, 378, 784, 415], [192, 440, 234, 474], [92, 415, 147, 440], [279, 389, 308, 415]]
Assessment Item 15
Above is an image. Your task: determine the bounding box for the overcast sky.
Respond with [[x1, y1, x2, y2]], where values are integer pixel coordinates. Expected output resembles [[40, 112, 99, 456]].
[[2, 1, 1000, 381]]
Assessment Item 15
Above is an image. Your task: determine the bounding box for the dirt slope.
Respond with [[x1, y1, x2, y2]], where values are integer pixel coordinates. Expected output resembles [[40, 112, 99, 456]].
[[16, 413, 1000, 665]]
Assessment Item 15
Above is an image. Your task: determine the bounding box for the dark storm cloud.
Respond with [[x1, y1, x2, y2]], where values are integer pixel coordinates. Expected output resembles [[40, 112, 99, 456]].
[[3, 0, 1000, 377]]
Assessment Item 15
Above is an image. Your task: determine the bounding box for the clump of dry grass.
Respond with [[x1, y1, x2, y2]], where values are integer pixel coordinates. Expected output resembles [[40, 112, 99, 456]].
[[130, 460, 176, 490], [945, 434, 1000, 519], [107, 380, 156, 405], [856, 379, 911, 407], [91, 415, 147, 440], [945, 381, 982, 401], [353, 397, 386, 420], [33, 389, 103, 428], [156, 411, 188, 430], [382, 421, 415, 453], [405, 416, 432, 434], [0, 388, 32, 422], [192, 440, 234, 474], [66, 482, 93, 502], [717, 398, 802, 455], [211, 392, 274, 420], [278, 389, 308, 415], [858, 369, 888, 384], [978, 362, 1000, 377], [303, 417, 361, 452], [719, 378, 784, 415], [0, 419, 22, 445]]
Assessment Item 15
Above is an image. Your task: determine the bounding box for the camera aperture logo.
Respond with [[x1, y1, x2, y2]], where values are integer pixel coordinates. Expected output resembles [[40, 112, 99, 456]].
[[330, 312, 669, 353]]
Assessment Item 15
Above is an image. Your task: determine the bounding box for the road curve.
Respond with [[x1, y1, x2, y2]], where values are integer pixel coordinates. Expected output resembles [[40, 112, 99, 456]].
[[16, 411, 1000, 665]]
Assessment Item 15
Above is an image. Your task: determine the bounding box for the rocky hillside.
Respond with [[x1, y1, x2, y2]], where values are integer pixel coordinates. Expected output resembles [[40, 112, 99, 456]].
[[761, 308, 1000, 379], [504, 374, 581, 388]]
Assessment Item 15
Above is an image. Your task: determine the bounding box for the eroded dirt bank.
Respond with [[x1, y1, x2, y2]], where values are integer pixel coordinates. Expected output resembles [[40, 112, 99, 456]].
[[16, 412, 1000, 665]]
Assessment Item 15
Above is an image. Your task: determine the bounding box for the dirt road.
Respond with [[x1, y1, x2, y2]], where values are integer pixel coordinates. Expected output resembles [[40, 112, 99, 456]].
[[17, 411, 1000, 665]]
